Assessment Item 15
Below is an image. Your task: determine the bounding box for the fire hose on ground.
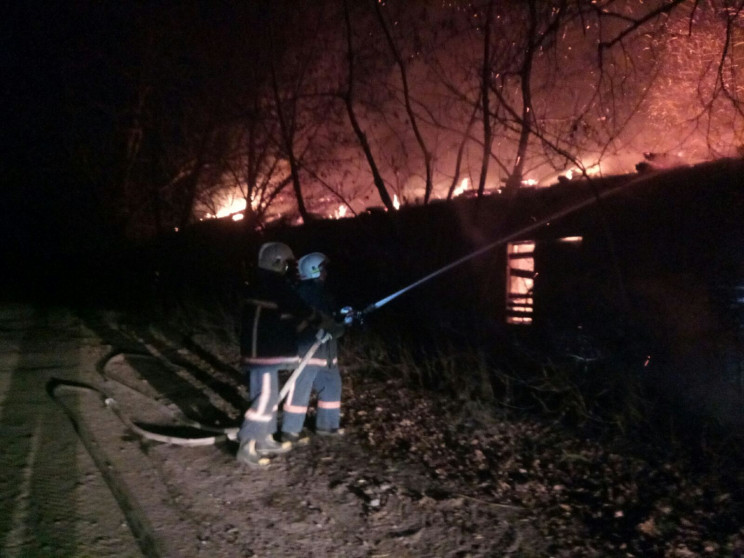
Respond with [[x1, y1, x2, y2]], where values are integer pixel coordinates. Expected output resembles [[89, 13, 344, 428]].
[[47, 330, 335, 447], [47, 348, 243, 446]]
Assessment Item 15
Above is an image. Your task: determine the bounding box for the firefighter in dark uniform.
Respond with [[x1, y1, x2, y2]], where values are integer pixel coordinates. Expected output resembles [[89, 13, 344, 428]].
[[236, 242, 322, 467], [281, 252, 346, 442]]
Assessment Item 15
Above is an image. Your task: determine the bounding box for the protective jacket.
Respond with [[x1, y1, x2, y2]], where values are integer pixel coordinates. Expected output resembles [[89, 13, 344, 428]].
[[296, 279, 343, 366], [240, 268, 317, 365]]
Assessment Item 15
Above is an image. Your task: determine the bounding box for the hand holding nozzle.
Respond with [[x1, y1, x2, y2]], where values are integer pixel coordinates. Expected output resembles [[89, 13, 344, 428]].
[[339, 306, 365, 326]]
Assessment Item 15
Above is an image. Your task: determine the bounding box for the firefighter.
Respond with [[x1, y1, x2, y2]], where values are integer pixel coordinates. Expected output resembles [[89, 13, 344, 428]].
[[281, 252, 346, 443], [236, 242, 323, 467]]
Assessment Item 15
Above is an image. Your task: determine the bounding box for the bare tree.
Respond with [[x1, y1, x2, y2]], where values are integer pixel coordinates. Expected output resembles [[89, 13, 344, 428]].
[[102, 2, 272, 237], [477, 0, 496, 197], [202, 92, 293, 228], [104, 0, 744, 236], [371, 0, 436, 203], [269, 38, 310, 223], [341, 0, 396, 212]]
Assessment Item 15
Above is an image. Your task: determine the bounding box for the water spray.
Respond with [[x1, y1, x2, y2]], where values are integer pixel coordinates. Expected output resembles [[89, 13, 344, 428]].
[[356, 173, 645, 318]]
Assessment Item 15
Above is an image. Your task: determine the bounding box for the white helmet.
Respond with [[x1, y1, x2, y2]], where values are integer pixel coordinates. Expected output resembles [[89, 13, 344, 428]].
[[258, 242, 295, 273], [298, 252, 328, 280]]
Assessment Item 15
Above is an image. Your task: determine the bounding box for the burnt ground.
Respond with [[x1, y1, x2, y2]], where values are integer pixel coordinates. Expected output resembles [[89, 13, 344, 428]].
[[1, 303, 743, 557]]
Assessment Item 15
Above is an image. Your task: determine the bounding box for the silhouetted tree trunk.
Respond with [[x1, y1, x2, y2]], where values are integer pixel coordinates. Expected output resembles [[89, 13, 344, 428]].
[[504, 0, 540, 192], [342, 0, 395, 212], [477, 0, 495, 198], [372, 0, 434, 204], [271, 57, 309, 223], [178, 126, 215, 229], [447, 102, 479, 200]]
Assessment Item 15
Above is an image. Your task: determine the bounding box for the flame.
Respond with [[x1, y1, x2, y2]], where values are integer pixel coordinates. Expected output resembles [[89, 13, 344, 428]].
[[557, 163, 602, 184], [333, 204, 348, 219], [452, 178, 470, 197], [215, 197, 247, 218], [506, 241, 535, 325], [203, 192, 248, 221], [393, 194, 400, 210]]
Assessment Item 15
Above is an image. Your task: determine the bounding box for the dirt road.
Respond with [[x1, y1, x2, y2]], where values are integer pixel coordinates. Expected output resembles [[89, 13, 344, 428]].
[[0, 304, 142, 556]]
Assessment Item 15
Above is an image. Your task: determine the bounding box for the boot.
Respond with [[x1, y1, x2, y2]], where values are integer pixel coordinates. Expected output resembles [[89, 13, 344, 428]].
[[236, 440, 270, 467], [316, 427, 345, 437], [256, 434, 293, 455], [281, 430, 310, 445]]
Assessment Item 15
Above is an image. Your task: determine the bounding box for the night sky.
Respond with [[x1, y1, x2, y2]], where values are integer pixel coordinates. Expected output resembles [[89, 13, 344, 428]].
[[3, 3, 113, 246]]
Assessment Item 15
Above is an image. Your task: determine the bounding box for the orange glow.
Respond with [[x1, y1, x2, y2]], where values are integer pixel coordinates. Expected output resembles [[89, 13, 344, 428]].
[[333, 205, 348, 219], [202, 190, 249, 221], [506, 241, 535, 325], [452, 178, 470, 197], [215, 197, 246, 218]]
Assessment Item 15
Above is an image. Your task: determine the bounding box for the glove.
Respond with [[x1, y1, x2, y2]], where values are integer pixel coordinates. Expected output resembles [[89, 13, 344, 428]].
[[327, 320, 346, 339], [319, 313, 345, 340]]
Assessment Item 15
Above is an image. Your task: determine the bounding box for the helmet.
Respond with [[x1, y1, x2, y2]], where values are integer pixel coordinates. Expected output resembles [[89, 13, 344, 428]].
[[257, 242, 295, 273], [298, 252, 328, 280]]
